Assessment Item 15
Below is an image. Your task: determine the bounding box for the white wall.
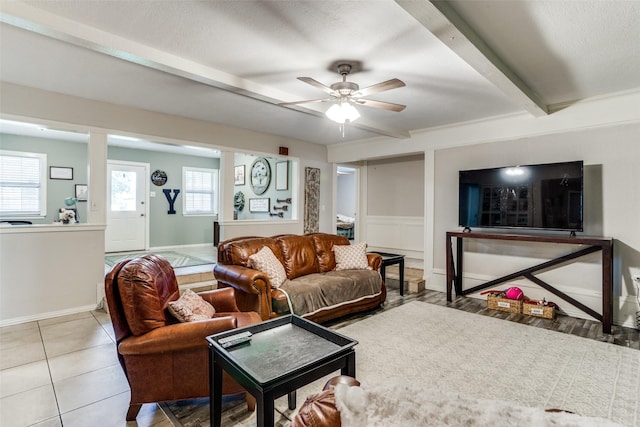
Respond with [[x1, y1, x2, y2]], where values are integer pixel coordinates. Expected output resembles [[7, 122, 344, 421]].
[[362, 155, 425, 258], [431, 123, 640, 327], [0, 83, 334, 325], [0, 225, 105, 325], [328, 90, 640, 328], [337, 172, 356, 217]]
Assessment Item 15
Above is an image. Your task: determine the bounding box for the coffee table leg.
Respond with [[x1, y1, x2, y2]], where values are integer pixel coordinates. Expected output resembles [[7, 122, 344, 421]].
[[288, 390, 296, 410], [342, 351, 356, 378], [256, 393, 274, 427], [210, 351, 223, 427]]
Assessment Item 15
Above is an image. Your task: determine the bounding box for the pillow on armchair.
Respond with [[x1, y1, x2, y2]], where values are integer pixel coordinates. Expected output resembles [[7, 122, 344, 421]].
[[168, 289, 216, 322]]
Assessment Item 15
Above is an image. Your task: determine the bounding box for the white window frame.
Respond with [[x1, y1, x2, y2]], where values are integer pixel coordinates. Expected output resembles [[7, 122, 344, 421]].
[[0, 150, 47, 218], [182, 166, 218, 216]]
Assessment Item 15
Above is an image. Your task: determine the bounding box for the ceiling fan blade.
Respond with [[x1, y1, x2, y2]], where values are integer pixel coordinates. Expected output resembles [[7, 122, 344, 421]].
[[355, 98, 406, 112], [297, 77, 337, 95], [355, 78, 405, 97], [278, 98, 334, 106]]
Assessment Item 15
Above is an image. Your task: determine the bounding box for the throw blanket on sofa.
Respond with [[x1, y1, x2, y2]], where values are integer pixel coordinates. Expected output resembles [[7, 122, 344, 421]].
[[279, 270, 382, 318]]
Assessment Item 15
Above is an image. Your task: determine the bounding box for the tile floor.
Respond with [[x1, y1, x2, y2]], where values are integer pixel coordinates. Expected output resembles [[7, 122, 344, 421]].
[[1, 245, 220, 427], [0, 309, 172, 427]]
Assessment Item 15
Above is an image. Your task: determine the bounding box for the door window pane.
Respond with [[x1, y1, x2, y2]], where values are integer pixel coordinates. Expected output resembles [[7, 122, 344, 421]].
[[110, 170, 136, 211]]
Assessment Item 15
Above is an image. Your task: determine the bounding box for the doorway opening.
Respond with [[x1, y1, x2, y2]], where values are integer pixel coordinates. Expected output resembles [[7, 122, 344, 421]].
[[336, 166, 358, 241]]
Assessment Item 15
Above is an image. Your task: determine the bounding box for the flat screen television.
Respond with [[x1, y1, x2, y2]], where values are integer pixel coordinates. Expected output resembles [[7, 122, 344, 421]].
[[458, 160, 583, 232]]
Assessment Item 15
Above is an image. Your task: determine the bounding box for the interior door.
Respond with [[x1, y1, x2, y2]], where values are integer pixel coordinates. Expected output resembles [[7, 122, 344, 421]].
[[105, 161, 148, 252]]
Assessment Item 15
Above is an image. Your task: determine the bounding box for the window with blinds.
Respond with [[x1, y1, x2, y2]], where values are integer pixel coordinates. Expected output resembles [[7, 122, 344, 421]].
[[182, 167, 218, 215], [0, 150, 47, 217]]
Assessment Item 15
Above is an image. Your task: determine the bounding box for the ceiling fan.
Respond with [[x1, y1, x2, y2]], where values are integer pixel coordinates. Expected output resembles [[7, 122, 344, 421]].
[[279, 63, 406, 123]]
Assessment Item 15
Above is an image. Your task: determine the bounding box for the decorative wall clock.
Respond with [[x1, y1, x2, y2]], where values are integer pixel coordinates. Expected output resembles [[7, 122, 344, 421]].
[[250, 157, 271, 195], [151, 170, 168, 186]]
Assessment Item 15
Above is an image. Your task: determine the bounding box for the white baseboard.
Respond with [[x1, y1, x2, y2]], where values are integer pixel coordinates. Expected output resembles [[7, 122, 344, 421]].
[[0, 304, 100, 328]]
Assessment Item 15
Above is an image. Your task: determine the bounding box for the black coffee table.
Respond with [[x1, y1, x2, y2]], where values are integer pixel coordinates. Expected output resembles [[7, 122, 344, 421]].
[[369, 251, 405, 296], [207, 315, 358, 427]]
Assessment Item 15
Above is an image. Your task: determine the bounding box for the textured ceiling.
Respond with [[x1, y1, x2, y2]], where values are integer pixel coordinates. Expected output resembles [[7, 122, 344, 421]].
[[1, 0, 639, 147]]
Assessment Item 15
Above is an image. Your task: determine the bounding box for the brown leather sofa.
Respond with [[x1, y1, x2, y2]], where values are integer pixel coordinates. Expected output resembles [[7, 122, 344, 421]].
[[215, 233, 386, 323], [104, 254, 262, 421]]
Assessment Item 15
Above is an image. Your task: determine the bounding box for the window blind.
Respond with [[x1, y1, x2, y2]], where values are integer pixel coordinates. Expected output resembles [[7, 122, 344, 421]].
[[183, 167, 218, 215], [0, 151, 46, 216]]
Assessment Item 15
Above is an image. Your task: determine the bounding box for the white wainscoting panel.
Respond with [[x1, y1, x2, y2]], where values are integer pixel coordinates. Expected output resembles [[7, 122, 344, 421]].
[[365, 215, 424, 259]]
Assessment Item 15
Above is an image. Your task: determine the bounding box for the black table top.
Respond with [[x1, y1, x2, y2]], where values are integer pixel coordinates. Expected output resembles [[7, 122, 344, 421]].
[[207, 316, 357, 385], [368, 251, 405, 261]]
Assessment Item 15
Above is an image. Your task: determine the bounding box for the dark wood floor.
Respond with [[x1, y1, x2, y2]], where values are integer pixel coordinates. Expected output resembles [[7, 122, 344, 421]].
[[326, 282, 640, 350]]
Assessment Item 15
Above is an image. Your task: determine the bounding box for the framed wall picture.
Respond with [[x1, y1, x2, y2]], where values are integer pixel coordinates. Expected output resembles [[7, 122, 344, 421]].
[[50, 166, 73, 180], [75, 184, 88, 201], [276, 161, 289, 191], [249, 198, 270, 213], [234, 165, 245, 186]]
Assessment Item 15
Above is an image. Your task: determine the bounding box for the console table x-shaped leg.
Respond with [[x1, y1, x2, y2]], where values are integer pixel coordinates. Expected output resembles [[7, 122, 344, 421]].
[[446, 232, 613, 334]]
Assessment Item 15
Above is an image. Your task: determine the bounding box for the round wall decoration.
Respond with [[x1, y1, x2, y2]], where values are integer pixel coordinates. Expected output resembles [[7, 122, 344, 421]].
[[151, 170, 168, 186], [250, 157, 271, 195]]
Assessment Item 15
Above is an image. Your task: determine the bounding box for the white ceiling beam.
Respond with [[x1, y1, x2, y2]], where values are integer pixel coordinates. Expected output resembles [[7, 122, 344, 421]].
[[0, 2, 410, 139], [395, 0, 548, 117]]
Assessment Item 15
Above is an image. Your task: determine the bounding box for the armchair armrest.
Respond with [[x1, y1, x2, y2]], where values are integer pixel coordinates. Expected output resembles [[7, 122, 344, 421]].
[[367, 253, 382, 271], [198, 287, 239, 312], [118, 316, 237, 355]]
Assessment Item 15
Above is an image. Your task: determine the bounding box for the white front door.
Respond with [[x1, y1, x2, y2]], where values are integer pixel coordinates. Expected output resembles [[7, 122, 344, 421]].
[[105, 161, 149, 252]]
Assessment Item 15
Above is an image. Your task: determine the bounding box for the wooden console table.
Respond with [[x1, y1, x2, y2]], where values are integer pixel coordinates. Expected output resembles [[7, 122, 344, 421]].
[[446, 231, 614, 333]]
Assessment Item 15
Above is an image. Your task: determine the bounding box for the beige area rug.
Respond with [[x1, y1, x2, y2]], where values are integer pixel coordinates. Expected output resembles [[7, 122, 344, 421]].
[[162, 301, 640, 426]]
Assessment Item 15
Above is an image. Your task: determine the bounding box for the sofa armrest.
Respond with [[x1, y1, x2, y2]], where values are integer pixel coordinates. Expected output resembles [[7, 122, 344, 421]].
[[198, 287, 239, 312], [214, 264, 270, 294], [213, 264, 273, 320], [367, 253, 382, 271], [118, 316, 238, 355]]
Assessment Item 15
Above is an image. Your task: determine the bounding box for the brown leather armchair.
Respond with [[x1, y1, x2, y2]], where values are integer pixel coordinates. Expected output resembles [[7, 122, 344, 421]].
[[104, 254, 262, 421]]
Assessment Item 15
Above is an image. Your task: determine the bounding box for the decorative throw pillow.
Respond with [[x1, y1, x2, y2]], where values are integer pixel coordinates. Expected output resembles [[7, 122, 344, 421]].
[[333, 242, 370, 271], [249, 246, 287, 288], [168, 289, 215, 322]]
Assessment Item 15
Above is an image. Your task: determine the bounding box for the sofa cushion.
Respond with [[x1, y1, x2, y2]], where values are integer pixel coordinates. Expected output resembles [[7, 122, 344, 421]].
[[168, 289, 216, 322], [310, 233, 350, 272], [221, 237, 283, 267], [249, 246, 287, 288], [276, 235, 320, 279], [333, 242, 370, 270], [280, 270, 382, 317]]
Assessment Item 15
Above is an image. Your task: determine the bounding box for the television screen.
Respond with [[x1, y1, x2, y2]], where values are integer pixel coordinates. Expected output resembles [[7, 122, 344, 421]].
[[459, 161, 583, 232]]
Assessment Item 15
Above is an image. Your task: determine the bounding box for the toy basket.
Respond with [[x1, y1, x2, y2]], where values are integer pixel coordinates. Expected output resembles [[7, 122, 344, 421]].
[[486, 295, 522, 314], [523, 302, 556, 319]]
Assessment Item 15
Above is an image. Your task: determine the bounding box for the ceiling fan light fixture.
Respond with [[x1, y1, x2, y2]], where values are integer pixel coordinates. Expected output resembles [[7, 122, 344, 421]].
[[326, 102, 360, 124]]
